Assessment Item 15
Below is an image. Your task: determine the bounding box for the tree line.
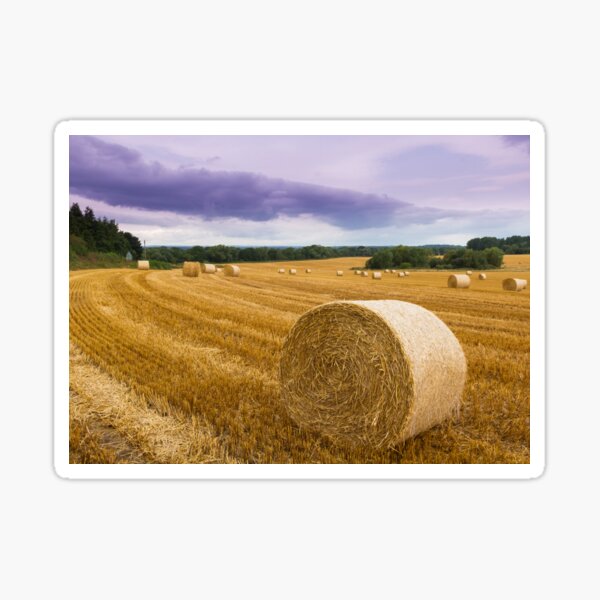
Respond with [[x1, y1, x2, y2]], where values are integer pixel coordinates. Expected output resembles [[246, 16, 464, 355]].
[[367, 241, 508, 269], [146, 244, 387, 264], [69, 203, 143, 258], [466, 235, 529, 254]]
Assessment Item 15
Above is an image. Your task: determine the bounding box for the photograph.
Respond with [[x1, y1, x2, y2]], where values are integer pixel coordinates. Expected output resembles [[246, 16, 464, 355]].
[[55, 120, 543, 477]]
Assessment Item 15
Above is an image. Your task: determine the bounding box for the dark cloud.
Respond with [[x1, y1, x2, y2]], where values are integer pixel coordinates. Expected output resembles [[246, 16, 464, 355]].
[[70, 136, 461, 229]]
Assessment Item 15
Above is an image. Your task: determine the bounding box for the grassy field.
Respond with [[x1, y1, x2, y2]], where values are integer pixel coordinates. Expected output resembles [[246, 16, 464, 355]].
[[69, 255, 530, 464]]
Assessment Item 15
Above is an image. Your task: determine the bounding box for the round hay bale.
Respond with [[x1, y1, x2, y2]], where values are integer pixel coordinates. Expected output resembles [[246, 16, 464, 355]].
[[224, 264, 240, 277], [404, 271, 410, 276], [478, 273, 487, 280], [279, 300, 466, 447], [289, 268, 297, 275], [305, 268, 312, 273], [336, 270, 344, 276], [137, 260, 150, 270], [278, 268, 285, 274], [182, 261, 201, 277], [355, 270, 361, 275], [391, 270, 396, 273], [201, 263, 216, 274], [448, 274, 471, 288], [372, 272, 382, 279], [466, 270, 473, 275], [398, 272, 405, 278], [361, 271, 369, 277], [503, 278, 527, 291], [384, 269, 390, 273]]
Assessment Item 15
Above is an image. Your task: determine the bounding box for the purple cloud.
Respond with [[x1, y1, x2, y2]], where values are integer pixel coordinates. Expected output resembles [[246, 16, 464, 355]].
[[502, 135, 530, 154], [70, 136, 459, 230]]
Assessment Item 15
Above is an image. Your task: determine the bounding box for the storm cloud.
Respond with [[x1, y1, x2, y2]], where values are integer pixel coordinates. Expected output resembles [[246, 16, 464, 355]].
[[70, 136, 459, 230]]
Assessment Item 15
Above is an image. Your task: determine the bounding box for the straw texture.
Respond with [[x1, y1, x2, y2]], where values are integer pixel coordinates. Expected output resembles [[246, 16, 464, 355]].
[[503, 278, 527, 291], [448, 274, 471, 288], [201, 263, 216, 274], [224, 264, 240, 277], [137, 260, 149, 270], [182, 261, 201, 277], [279, 300, 466, 447]]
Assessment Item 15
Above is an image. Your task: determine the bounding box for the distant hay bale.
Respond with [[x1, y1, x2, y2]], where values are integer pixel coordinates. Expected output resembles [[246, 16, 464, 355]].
[[336, 270, 344, 276], [355, 270, 361, 275], [361, 271, 369, 277], [224, 264, 240, 277], [478, 273, 487, 280], [503, 278, 527, 291], [279, 300, 466, 447], [372, 272, 382, 279], [305, 268, 312, 273], [448, 274, 471, 288], [398, 272, 405, 277], [384, 269, 390, 273], [201, 263, 216, 274], [404, 271, 410, 276], [137, 260, 149, 270], [278, 268, 285, 274], [466, 270, 473, 275], [391, 270, 396, 273], [182, 261, 201, 277], [289, 268, 297, 275]]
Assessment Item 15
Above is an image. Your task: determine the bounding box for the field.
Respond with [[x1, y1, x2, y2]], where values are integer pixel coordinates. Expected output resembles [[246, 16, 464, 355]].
[[69, 256, 530, 464]]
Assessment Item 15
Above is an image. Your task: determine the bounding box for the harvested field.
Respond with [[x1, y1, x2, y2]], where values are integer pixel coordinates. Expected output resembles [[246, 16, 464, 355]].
[[69, 255, 530, 464]]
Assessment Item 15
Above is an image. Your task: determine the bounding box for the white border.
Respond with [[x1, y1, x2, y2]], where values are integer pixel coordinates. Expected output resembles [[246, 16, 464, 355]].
[[54, 119, 545, 479]]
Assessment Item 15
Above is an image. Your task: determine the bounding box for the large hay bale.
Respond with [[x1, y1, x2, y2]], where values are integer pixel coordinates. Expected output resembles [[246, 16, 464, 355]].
[[503, 278, 527, 291], [278, 268, 285, 274], [478, 273, 487, 280], [137, 260, 149, 270], [305, 268, 312, 273], [201, 263, 216, 274], [224, 264, 240, 277], [361, 271, 369, 277], [448, 274, 471, 288], [182, 261, 200, 277], [279, 300, 466, 447], [289, 268, 297, 275], [336, 270, 344, 276], [372, 272, 382, 279]]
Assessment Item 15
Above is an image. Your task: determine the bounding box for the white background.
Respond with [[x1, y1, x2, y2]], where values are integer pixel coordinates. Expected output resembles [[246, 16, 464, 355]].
[[1, 1, 598, 598]]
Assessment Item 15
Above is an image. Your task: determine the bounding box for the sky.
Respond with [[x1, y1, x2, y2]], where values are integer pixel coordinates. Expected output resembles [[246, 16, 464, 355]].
[[69, 134, 530, 246]]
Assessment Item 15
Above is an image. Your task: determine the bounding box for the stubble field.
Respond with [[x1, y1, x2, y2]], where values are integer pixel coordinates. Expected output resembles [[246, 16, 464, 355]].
[[69, 256, 530, 464]]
